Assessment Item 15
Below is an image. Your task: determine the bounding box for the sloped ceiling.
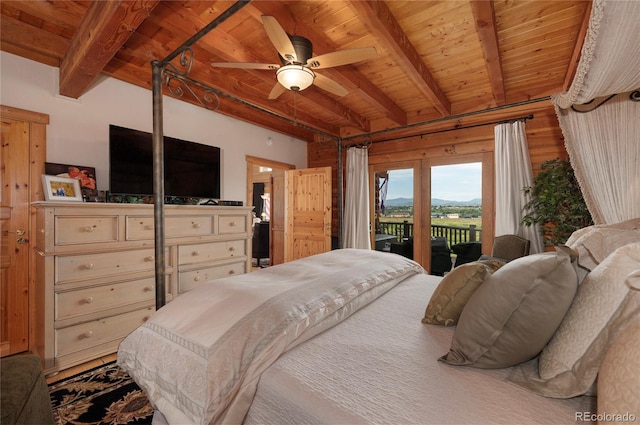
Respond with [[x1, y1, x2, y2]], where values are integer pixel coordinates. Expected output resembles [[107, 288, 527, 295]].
[[0, 0, 590, 142]]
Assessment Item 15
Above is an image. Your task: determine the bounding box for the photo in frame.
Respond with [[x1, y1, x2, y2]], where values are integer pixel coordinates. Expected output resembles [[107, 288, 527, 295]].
[[42, 175, 83, 202], [45, 162, 97, 201]]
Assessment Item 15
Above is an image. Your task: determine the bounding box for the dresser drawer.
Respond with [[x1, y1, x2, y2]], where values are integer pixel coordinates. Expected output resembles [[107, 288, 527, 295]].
[[178, 239, 246, 266], [55, 216, 118, 245], [55, 248, 158, 284], [218, 214, 247, 234], [55, 307, 153, 357], [126, 215, 213, 240], [178, 262, 246, 293], [55, 277, 157, 321]]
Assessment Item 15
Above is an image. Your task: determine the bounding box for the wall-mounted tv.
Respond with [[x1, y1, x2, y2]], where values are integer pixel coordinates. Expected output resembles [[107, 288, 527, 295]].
[[109, 125, 221, 199]]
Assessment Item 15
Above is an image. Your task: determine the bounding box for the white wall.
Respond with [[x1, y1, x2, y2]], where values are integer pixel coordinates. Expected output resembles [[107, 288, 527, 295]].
[[0, 52, 307, 201]]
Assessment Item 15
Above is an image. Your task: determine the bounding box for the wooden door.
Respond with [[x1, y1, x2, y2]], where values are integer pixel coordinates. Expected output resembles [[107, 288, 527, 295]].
[[270, 170, 285, 266], [284, 167, 332, 262], [246, 156, 295, 267], [0, 105, 48, 357]]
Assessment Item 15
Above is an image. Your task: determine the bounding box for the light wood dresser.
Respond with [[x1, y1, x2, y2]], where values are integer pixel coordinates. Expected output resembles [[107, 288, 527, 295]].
[[33, 202, 252, 373]]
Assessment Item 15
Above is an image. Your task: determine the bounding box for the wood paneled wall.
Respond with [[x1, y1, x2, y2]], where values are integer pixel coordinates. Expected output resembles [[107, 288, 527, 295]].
[[307, 100, 568, 238]]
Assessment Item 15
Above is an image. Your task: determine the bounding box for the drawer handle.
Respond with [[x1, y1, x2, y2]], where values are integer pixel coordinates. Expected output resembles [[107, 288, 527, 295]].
[[192, 250, 200, 256], [144, 256, 155, 262], [83, 226, 95, 233], [83, 263, 94, 270], [82, 331, 93, 339], [144, 285, 155, 292], [193, 276, 201, 282], [229, 269, 236, 275], [84, 296, 94, 304], [192, 223, 201, 229], [143, 316, 151, 322], [229, 222, 236, 227], [228, 246, 235, 252], [144, 225, 154, 230]]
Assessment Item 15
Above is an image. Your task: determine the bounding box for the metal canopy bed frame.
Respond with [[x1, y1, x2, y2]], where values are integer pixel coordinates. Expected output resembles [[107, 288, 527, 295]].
[[149, 0, 544, 309]]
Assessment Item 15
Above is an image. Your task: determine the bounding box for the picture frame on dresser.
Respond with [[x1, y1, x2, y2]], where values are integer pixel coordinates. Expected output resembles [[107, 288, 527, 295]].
[[41, 175, 83, 202]]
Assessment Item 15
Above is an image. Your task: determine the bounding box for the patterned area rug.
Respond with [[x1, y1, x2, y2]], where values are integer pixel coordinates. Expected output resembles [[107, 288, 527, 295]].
[[49, 361, 153, 425]]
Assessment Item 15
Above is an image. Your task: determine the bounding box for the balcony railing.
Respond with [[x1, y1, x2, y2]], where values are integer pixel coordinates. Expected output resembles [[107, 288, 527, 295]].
[[378, 221, 481, 247]]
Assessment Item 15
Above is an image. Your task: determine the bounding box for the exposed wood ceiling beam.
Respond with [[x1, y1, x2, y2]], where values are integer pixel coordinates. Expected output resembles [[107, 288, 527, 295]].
[[246, 2, 407, 127], [349, 0, 451, 117], [0, 14, 68, 66], [470, 0, 505, 106], [58, 0, 159, 98], [563, 0, 592, 91]]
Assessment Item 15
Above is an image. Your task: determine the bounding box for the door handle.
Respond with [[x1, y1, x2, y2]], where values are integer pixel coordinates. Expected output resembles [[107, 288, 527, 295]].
[[17, 238, 29, 244]]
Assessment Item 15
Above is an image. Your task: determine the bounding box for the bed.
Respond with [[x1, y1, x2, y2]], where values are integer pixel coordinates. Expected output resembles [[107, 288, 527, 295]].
[[117, 232, 640, 424]]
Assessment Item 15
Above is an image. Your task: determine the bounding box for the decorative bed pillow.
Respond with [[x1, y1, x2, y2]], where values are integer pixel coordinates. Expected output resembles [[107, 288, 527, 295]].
[[534, 243, 640, 391], [439, 246, 578, 369], [422, 260, 504, 326], [566, 221, 640, 272], [598, 318, 640, 418]]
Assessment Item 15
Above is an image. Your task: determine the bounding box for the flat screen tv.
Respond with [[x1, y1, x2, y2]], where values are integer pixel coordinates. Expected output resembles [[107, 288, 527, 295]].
[[109, 125, 221, 199]]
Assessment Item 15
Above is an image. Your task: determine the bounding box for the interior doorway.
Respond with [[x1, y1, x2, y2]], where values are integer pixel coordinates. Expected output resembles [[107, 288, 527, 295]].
[[246, 156, 295, 268]]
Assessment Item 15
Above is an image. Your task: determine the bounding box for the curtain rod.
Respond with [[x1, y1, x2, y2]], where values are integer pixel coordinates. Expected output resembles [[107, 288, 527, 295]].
[[342, 114, 534, 147], [341, 97, 549, 144]]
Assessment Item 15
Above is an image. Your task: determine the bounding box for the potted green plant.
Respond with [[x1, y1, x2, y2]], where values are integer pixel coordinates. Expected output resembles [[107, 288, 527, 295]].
[[521, 158, 593, 247]]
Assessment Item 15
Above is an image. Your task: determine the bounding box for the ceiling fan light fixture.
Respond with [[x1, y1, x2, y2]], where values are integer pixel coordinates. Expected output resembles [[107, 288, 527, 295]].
[[276, 65, 315, 92]]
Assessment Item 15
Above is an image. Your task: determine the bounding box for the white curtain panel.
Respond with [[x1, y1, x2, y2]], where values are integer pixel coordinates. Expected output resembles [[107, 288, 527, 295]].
[[555, 92, 640, 224], [342, 147, 371, 249], [552, 0, 640, 108], [551, 0, 640, 224], [494, 121, 545, 254]]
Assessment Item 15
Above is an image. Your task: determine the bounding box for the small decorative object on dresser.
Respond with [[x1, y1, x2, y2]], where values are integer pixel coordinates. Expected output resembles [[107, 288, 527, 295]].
[[41, 175, 83, 202], [45, 162, 98, 201]]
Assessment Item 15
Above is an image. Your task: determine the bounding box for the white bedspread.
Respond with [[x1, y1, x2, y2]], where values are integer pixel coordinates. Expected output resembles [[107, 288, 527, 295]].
[[244, 273, 596, 425], [117, 249, 424, 425]]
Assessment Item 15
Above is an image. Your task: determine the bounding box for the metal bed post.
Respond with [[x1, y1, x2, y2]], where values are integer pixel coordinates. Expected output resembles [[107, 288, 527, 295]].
[[151, 0, 251, 309]]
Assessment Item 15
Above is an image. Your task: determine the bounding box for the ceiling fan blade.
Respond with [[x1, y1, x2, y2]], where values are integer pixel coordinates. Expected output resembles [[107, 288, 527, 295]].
[[268, 82, 287, 100], [211, 62, 280, 70], [307, 47, 377, 69], [261, 15, 297, 63], [313, 73, 349, 97]]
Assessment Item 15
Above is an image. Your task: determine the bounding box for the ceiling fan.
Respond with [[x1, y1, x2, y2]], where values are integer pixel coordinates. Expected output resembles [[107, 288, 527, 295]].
[[211, 15, 377, 99]]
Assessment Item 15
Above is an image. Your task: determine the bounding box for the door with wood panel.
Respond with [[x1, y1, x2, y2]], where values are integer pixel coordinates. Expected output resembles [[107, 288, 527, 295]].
[[270, 170, 285, 265], [1, 106, 47, 357], [284, 166, 332, 262]]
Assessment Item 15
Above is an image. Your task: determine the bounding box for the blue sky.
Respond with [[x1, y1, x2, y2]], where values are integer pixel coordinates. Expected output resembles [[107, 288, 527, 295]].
[[384, 162, 482, 202]]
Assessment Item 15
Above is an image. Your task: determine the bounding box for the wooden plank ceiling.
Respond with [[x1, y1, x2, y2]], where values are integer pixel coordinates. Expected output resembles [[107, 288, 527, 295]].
[[0, 0, 590, 142]]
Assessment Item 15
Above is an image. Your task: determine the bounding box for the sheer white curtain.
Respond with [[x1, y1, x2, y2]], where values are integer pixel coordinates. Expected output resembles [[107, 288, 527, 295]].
[[552, 0, 640, 224], [552, 0, 640, 108], [556, 92, 640, 224], [342, 147, 371, 249], [494, 121, 544, 254]]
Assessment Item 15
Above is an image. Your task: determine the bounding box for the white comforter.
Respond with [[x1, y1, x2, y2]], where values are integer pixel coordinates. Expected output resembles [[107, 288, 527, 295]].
[[244, 273, 595, 425], [117, 249, 424, 424]]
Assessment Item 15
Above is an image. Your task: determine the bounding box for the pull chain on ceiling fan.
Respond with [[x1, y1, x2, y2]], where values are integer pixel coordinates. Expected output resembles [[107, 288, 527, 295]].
[[211, 15, 376, 99]]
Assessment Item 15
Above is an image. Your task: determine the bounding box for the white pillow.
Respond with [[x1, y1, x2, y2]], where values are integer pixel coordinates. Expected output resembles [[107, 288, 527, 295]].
[[532, 243, 640, 396], [598, 318, 640, 419], [566, 219, 640, 273]]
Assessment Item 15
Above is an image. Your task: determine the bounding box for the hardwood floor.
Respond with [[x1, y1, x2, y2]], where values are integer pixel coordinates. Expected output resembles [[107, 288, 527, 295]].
[[46, 353, 117, 385]]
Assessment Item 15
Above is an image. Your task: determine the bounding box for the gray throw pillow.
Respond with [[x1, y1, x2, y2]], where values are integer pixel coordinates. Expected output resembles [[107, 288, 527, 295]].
[[439, 246, 578, 369]]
